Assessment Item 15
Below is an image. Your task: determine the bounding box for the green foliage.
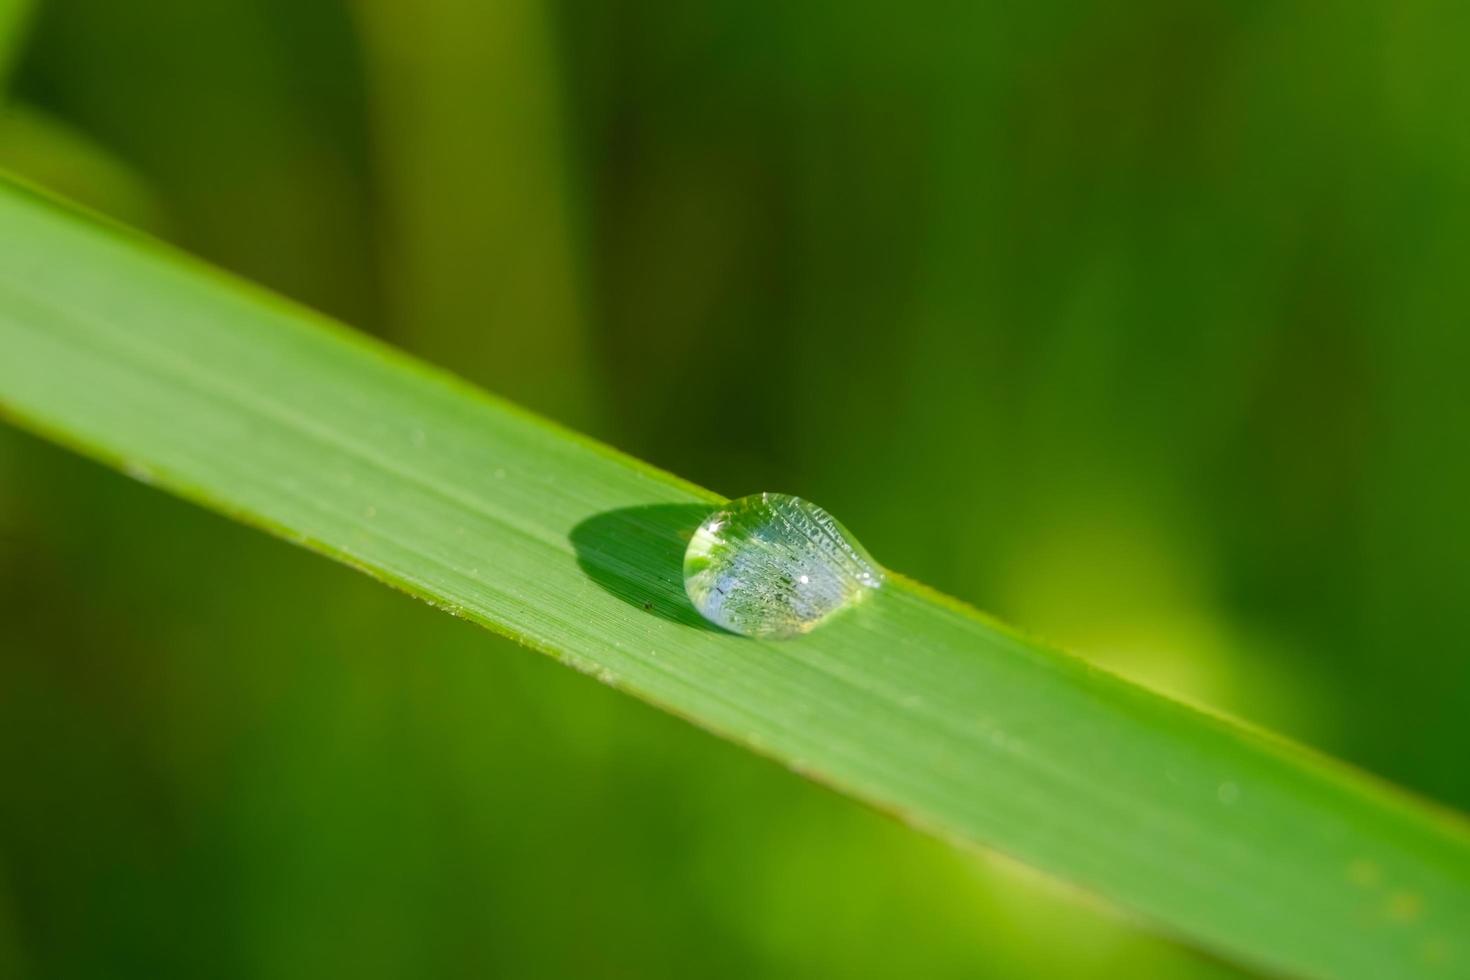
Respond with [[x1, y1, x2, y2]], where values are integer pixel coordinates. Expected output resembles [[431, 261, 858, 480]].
[[7, 2, 1470, 977], [0, 105, 164, 228], [3, 180, 1468, 979], [0, 0, 31, 86]]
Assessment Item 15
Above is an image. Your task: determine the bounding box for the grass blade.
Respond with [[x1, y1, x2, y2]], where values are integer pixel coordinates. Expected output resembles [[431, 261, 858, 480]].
[[0, 178, 1466, 979]]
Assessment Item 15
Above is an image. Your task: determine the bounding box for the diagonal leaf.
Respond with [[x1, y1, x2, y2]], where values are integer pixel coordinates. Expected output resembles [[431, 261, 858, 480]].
[[0, 177, 1467, 979]]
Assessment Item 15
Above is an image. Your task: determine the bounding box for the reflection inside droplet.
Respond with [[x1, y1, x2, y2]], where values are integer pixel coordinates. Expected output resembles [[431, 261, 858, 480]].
[[682, 492, 884, 639]]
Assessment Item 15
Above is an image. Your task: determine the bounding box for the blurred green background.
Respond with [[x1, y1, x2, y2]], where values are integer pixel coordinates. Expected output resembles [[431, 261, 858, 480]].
[[2, 1, 1467, 976]]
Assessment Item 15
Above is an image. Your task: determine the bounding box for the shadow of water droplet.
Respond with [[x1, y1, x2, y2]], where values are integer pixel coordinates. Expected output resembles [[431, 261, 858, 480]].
[[570, 503, 726, 633]]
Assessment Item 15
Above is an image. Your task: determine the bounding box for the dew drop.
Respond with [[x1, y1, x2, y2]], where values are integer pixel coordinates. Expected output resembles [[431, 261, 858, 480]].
[[123, 460, 156, 485], [683, 492, 884, 639]]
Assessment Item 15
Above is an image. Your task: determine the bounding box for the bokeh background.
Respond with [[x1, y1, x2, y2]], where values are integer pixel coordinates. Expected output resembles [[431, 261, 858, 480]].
[[2, 1, 1467, 976]]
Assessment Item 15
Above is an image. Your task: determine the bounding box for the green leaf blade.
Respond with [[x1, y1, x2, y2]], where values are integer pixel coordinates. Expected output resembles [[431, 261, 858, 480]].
[[2, 178, 1467, 979]]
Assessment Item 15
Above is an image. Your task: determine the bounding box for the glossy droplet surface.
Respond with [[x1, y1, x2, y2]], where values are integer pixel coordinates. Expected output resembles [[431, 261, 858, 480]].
[[683, 493, 884, 638]]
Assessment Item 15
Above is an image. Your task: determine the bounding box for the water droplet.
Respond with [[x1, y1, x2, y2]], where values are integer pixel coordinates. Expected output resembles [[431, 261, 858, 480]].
[[683, 493, 884, 638], [123, 461, 156, 485]]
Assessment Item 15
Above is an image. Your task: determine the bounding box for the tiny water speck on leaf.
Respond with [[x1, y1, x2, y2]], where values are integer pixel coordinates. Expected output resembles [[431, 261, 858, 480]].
[[683, 492, 883, 639]]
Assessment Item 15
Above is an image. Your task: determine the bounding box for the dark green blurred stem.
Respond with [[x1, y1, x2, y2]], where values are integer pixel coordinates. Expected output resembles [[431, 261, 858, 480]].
[[0, 0, 32, 92], [352, 0, 599, 427], [0, 105, 167, 231]]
